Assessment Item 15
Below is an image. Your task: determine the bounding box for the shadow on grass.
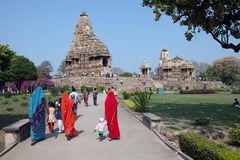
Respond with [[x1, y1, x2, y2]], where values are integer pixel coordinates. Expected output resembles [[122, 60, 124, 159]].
[[0, 114, 28, 130], [148, 103, 240, 128]]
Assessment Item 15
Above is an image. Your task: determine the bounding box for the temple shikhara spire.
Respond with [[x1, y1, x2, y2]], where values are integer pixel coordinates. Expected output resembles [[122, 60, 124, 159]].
[[64, 12, 112, 76]]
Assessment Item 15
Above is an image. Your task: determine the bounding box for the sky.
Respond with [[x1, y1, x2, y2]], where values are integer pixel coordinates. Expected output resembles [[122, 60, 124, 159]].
[[0, 0, 239, 75]]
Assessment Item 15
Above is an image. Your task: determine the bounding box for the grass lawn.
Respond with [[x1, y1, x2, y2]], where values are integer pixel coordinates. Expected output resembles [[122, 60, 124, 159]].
[[0, 93, 60, 130], [123, 93, 240, 131], [0, 95, 30, 130], [149, 93, 240, 130]]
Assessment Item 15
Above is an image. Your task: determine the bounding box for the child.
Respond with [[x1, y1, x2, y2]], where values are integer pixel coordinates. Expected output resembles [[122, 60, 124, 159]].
[[70, 94, 78, 115], [47, 101, 57, 133], [55, 98, 64, 133], [94, 118, 107, 141]]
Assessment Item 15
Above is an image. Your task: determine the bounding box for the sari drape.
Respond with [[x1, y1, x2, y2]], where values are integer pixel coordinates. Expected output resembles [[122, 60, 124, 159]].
[[105, 91, 120, 139], [61, 92, 78, 136], [29, 87, 46, 140]]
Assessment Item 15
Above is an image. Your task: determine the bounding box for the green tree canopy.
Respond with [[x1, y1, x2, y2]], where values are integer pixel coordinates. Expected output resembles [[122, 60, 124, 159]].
[[0, 44, 16, 71], [0, 44, 16, 89], [8, 55, 37, 90], [143, 0, 240, 52]]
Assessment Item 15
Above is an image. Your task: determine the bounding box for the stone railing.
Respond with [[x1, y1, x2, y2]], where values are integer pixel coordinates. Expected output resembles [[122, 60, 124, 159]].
[[3, 119, 30, 148]]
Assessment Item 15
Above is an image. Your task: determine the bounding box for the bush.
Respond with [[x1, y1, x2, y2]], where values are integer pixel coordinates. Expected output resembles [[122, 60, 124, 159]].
[[230, 124, 240, 145], [131, 90, 152, 112], [1, 100, 9, 105], [179, 89, 215, 94], [122, 91, 130, 100], [20, 90, 27, 95], [179, 132, 240, 160], [123, 99, 136, 110], [4, 91, 11, 98], [96, 86, 105, 92], [49, 87, 59, 97], [59, 85, 70, 93], [6, 107, 14, 112], [20, 102, 28, 107], [213, 86, 226, 93], [232, 86, 240, 94], [21, 95, 27, 100], [195, 117, 210, 126], [12, 97, 19, 102], [80, 86, 93, 93]]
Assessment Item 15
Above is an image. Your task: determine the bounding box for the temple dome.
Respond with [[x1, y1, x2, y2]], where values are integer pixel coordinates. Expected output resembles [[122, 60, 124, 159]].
[[140, 60, 151, 69]]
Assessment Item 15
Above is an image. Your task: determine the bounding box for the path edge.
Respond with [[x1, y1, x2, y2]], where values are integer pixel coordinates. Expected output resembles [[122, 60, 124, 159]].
[[120, 103, 193, 160]]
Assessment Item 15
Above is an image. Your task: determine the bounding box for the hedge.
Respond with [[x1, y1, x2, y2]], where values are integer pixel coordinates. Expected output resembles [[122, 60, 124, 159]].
[[179, 89, 215, 94], [179, 132, 240, 160]]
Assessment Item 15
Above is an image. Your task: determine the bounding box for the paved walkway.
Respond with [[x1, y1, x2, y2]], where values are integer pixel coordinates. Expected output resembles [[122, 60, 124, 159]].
[[2, 94, 181, 160]]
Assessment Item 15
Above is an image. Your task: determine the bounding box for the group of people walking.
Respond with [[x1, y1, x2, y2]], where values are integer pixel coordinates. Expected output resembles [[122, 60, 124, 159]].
[[29, 86, 120, 145]]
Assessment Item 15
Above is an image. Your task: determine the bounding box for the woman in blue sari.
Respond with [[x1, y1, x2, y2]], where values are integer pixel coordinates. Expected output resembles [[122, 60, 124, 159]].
[[29, 87, 46, 145]]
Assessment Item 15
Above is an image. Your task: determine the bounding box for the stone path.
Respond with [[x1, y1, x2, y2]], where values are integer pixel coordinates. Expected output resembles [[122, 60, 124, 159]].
[[1, 93, 181, 160]]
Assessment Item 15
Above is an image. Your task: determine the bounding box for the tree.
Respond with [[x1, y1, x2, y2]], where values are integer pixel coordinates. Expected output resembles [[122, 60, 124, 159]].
[[37, 60, 53, 77], [142, 0, 240, 52], [112, 67, 124, 76], [120, 72, 132, 77], [206, 56, 240, 85], [198, 57, 240, 84], [8, 55, 37, 90], [57, 60, 66, 74], [0, 44, 16, 71], [192, 61, 210, 78], [0, 44, 16, 90]]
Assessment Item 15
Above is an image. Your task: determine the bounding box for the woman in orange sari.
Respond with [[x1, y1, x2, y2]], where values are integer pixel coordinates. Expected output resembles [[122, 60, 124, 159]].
[[105, 88, 120, 140], [61, 92, 78, 140]]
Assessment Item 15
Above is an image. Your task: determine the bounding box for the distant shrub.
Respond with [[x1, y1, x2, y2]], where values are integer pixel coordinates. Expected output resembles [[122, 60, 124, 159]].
[[177, 86, 182, 91], [122, 91, 130, 100], [20, 90, 27, 95], [212, 86, 226, 93], [80, 86, 93, 93], [49, 87, 59, 97], [59, 85, 70, 93], [20, 102, 28, 107], [4, 91, 11, 98], [6, 107, 14, 112], [1, 100, 9, 105], [232, 86, 240, 94], [21, 95, 27, 100], [12, 97, 19, 102], [179, 132, 240, 160], [96, 86, 105, 92], [229, 124, 240, 145], [195, 117, 210, 126], [179, 89, 215, 94]]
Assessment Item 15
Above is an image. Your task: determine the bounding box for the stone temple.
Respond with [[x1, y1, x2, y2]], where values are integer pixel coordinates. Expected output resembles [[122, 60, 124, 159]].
[[158, 49, 195, 81], [64, 12, 112, 76]]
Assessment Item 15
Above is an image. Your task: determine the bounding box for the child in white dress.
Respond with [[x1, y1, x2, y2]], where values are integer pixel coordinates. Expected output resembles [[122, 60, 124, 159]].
[[94, 118, 107, 141], [47, 101, 57, 133]]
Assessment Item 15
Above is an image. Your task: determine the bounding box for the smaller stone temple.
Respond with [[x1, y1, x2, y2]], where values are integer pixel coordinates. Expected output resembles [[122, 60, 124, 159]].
[[64, 12, 112, 76], [139, 60, 151, 77], [158, 49, 195, 81]]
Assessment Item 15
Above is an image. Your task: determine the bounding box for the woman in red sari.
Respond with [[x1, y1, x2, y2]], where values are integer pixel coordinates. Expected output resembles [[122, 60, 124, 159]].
[[61, 92, 78, 140], [105, 88, 120, 140]]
